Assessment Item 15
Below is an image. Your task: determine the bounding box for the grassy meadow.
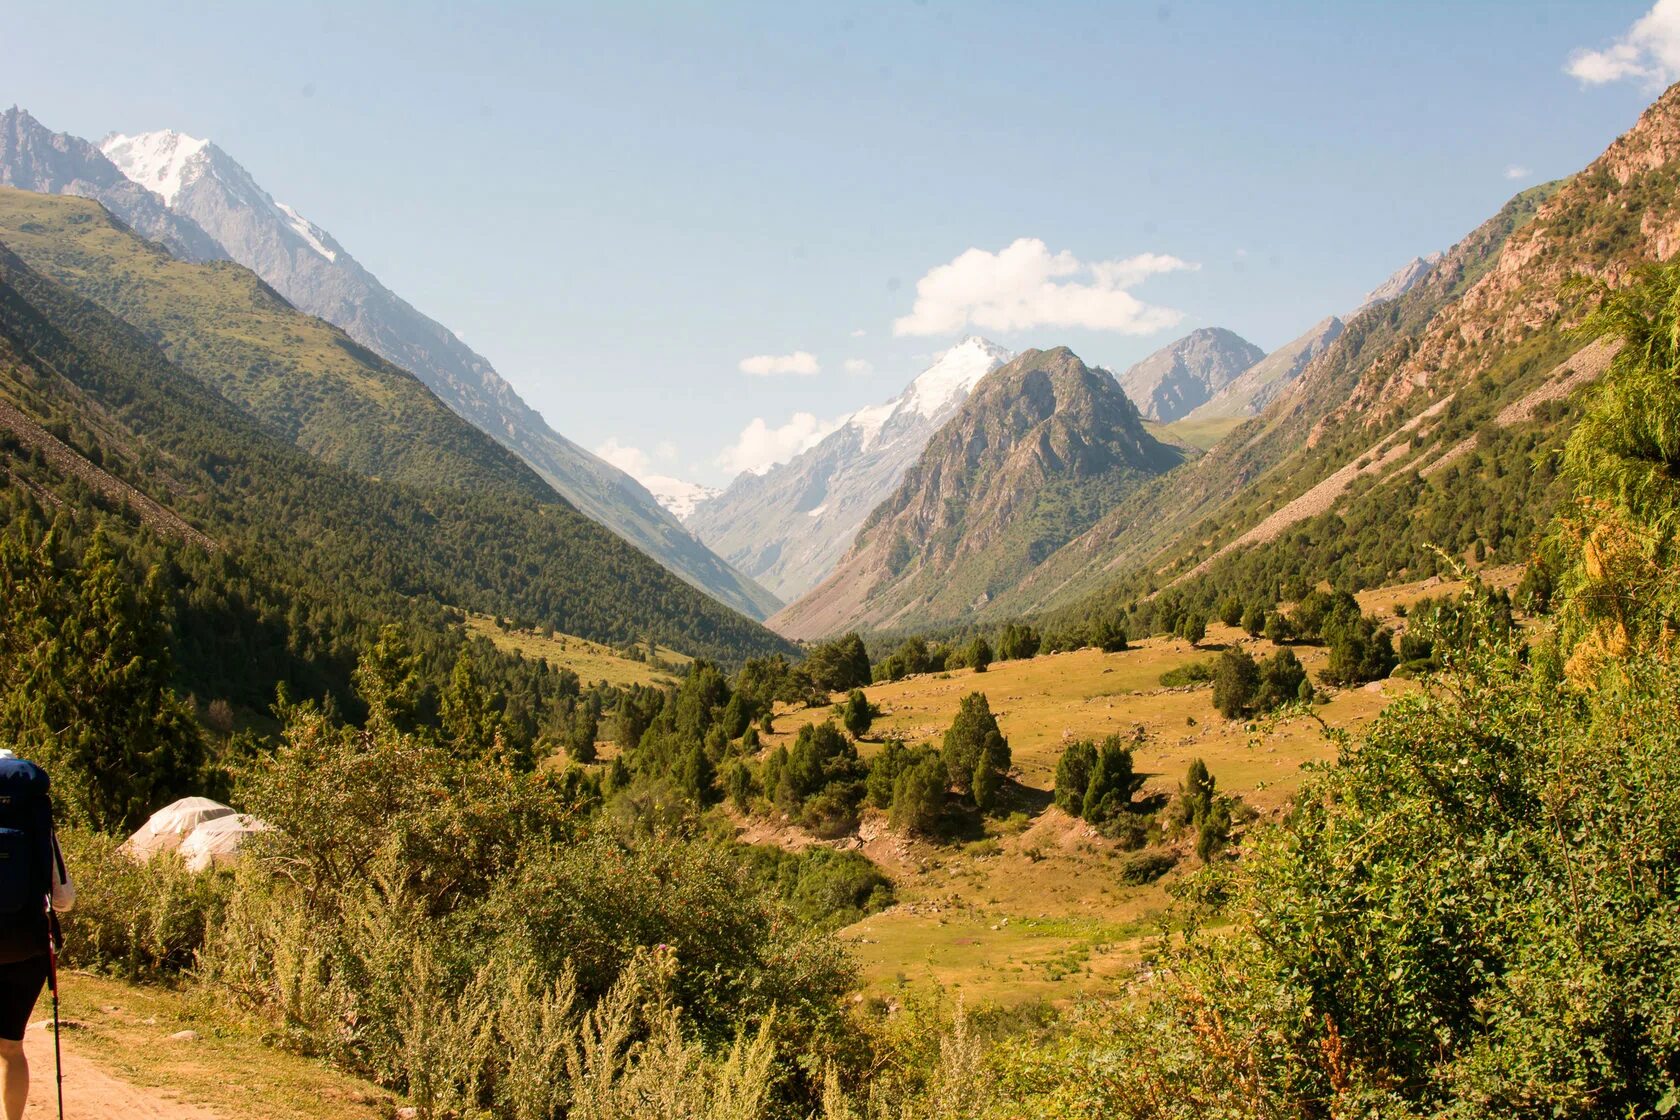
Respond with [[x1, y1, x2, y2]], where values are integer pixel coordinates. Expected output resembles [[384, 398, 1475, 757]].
[[465, 613, 691, 689], [748, 569, 1523, 1007]]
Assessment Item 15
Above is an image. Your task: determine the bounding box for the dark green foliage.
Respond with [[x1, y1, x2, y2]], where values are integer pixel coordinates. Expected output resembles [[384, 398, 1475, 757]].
[[1091, 617, 1129, 652], [942, 691, 1010, 798], [1252, 648, 1308, 711], [803, 632, 871, 692], [875, 636, 931, 682], [1216, 596, 1244, 628], [1115, 848, 1176, 886], [865, 738, 910, 810], [1321, 611, 1398, 686], [1054, 735, 1142, 824], [1211, 647, 1259, 719], [1181, 759, 1215, 832], [740, 845, 893, 929], [971, 731, 1007, 811], [1263, 610, 1294, 645], [0, 525, 203, 831], [1177, 612, 1207, 646], [995, 622, 1041, 661], [1158, 659, 1217, 687], [1080, 738, 1142, 823], [1241, 603, 1267, 637], [1287, 587, 1361, 642], [1052, 739, 1096, 815], [567, 704, 599, 763], [963, 635, 993, 673], [889, 750, 948, 834], [842, 688, 875, 738]]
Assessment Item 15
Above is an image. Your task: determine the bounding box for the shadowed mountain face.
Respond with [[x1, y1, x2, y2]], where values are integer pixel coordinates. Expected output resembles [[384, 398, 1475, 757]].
[[1115, 327, 1265, 423], [771, 346, 1186, 638], [688, 337, 1011, 603], [0, 109, 776, 620], [0, 192, 796, 664]]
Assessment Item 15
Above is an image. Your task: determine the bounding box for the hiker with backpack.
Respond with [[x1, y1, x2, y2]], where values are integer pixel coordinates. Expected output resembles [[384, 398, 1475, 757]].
[[0, 750, 74, 1120]]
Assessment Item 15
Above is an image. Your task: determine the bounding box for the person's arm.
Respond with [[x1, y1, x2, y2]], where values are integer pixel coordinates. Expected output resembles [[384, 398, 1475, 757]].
[[48, 834, 74, 913]]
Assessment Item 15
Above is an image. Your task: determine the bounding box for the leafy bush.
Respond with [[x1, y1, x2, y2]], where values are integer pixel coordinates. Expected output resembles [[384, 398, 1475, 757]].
[[58, 829, 230, 979]]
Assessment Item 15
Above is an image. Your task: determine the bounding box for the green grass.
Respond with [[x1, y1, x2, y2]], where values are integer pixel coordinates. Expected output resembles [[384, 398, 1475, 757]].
[[1159, 414, 1246, 450], [466, 613, 691, 688]]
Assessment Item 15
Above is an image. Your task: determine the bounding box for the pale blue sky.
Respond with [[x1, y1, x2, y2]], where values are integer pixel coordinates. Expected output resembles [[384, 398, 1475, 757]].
[[2, 1, 1668, 486]]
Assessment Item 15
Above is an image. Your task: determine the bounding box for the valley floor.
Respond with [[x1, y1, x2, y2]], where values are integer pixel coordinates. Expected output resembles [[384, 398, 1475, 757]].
[[754, 565, 1523, 1007]]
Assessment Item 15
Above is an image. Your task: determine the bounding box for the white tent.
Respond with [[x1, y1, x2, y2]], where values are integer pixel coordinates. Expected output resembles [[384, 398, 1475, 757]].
[[124, 797, 236, 861], [178, 813, 271, 873]]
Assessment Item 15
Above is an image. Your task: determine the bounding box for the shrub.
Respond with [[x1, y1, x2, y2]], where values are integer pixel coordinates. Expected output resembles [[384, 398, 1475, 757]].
[[890, 752, 948, 834], [1159, 659, 1217, 687], [942, 692, 1010, 798], [1115, 848, 1176, 885], [1052, 740, 1097, 815], [58, 829, 230, 979], [1212, 647, 1259, 718]]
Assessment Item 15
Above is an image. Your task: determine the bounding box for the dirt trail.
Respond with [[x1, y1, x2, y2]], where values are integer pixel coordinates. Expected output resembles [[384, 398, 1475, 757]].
[[21, 1020, 227, 1120]]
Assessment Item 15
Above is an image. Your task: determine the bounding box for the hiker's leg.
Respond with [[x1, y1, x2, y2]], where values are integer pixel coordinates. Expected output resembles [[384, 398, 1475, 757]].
[[0, 1038, 25, 1120]]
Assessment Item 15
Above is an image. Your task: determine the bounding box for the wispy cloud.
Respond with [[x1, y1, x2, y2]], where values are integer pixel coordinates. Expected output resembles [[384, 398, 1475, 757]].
[[596, 437, 676, 481], [738, 351, 820, 376], [717, 412, 843, 476], [843, 358, 874, 376], [1567, 0, 1680, 87], [893, 237, 1195, 337], [1504, 164, 1532, 180]]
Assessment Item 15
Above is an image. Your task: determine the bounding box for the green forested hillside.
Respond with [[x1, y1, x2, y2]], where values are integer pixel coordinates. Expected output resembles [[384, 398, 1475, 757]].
[[0, 236, 793, 685]]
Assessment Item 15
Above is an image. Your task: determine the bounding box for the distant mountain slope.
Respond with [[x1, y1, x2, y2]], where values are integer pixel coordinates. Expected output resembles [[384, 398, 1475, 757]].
[[689, 338, 1010, 602], [0, 108, 225, 263], [77, 120, 775, 619], [983, 84, 1680, 627], [986, 182, 1563, 621], [1183, 316, 1345, 423], [771, 347, 1185, 638], [1352, 253, 1442, 313], [1115, 327, 1264, 422], [0, 188, 793, 663]]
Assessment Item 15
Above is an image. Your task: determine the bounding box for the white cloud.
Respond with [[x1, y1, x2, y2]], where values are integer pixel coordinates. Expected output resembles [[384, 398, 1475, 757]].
[[654, 440, 677, 461], [738, 350, 820, 376], [850, 327, 867, 337], [892, 237, 1196, 337], [843, 358, 874, 376], [1567, 0, 1680, 87], [1504, 164, 1532, 180], [717, 412, 844, 476], [596, 437, 657, 480]]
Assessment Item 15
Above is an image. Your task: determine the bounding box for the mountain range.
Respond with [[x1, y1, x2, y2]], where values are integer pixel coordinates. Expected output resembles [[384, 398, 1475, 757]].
[[687, 337, 1011, 602], [0, 108, 778, 621], [0, 187, 793, 670], [1115, 327, 1265, 423], [770, 347, 1185, 638]]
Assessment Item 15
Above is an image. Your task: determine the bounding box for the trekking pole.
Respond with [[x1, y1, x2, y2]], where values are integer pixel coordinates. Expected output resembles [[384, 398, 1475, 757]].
[[45, 900, 63, 1120]]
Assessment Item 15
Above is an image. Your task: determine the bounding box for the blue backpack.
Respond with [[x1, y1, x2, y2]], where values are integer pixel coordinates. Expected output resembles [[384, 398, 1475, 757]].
[[0, 757, 57, 962]]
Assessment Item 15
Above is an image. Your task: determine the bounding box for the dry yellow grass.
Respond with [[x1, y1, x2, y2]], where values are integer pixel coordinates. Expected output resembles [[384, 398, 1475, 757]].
[[464, 613, 690, 688], [760, 591, 1476, 1008]]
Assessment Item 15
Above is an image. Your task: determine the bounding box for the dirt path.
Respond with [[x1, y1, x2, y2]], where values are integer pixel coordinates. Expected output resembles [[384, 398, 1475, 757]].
[[21, 1020, 227, 1120]]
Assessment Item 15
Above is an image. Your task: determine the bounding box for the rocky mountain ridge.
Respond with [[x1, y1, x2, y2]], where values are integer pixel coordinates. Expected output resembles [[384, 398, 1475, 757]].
[[688, 338, 1011, 602], [770, 346, 1184, 638], [1115, 326, 1264, 422]]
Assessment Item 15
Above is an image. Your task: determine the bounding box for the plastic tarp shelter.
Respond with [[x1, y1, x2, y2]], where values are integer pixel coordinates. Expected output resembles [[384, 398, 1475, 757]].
[[123, 797, 236, 861], [178, 813, 271, 873]]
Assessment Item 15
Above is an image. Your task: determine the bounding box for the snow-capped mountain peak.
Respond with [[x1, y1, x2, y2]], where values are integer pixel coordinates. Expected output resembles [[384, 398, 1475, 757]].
[[99, 130, 209, 206], [643, 476, 722, 522], [102, 130, 340, 265], [901, 336, 1012, 421], [846, 337, 1010, 451]]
